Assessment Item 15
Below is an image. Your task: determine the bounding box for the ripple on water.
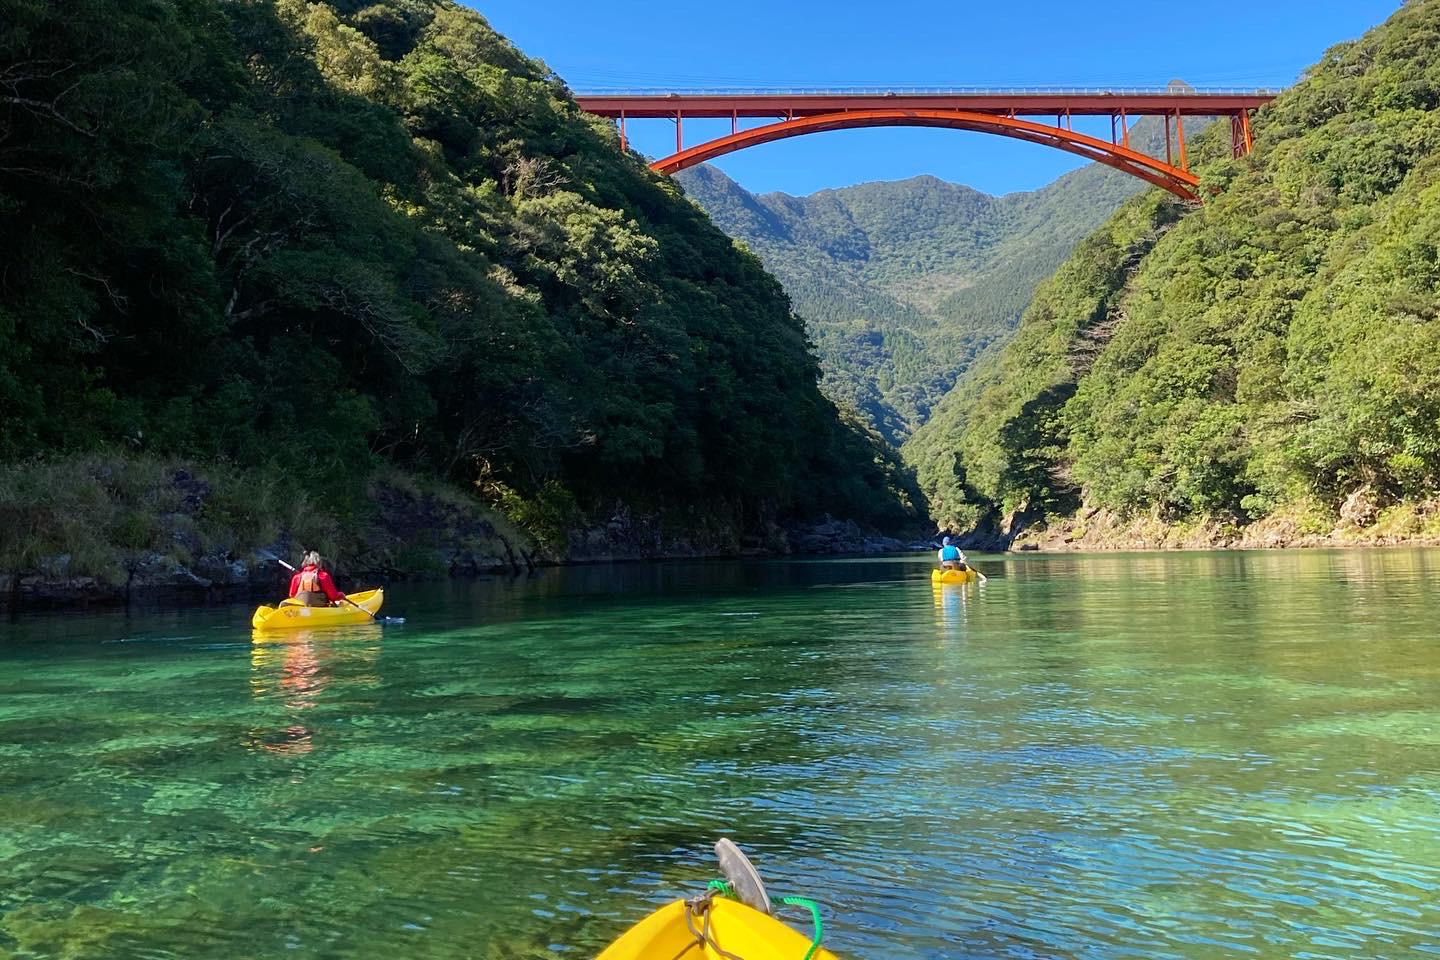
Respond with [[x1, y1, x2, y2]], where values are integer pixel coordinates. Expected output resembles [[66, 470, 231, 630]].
[[2, 552, 1440, 958]]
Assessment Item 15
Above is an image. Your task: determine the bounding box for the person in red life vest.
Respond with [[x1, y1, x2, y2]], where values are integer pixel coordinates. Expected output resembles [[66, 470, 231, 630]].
[[288, 551, 346, 607]]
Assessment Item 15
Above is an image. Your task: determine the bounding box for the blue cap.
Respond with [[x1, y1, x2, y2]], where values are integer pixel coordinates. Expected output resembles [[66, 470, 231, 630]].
[[942, 536, 951, 545]]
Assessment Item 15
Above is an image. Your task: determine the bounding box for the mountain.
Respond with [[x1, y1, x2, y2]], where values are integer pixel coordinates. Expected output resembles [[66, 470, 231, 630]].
[[905, 0, 1440, 545], [677, 111, 1193, 445], [0, 0, 920, 587]]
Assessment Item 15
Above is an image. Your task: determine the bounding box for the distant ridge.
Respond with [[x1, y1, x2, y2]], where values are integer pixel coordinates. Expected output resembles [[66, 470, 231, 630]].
[[677, 110, 1196, 445]]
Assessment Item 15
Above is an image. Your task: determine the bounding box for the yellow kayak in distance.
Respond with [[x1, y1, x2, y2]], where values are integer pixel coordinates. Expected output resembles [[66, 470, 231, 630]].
[[931, 568, 978, 584], [596, 897, 839, 960], [251, 588, 384, 632]]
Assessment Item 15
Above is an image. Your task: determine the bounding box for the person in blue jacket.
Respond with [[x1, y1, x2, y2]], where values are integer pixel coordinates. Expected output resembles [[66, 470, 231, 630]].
[[937, 536, 968, 571]]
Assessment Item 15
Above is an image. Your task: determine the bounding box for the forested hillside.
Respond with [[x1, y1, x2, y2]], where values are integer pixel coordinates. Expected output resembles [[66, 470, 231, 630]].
[[0, 0, 917, 588], [907, 0, 1440, 546], [678, 114, 1191, 445]]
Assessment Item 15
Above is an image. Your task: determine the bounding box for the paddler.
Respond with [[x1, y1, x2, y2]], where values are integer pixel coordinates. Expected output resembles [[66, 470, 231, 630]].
[[937, 536, 968, 572], [288, 551, 347, 607]]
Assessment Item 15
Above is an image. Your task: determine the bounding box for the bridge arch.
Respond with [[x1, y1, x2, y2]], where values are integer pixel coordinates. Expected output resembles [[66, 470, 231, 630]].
[[651, 109, 1202, 201]]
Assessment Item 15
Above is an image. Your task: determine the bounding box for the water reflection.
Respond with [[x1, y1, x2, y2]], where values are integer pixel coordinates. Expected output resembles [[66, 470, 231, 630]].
[[245, 628, 383, 755], [931, 582, 970, 637]]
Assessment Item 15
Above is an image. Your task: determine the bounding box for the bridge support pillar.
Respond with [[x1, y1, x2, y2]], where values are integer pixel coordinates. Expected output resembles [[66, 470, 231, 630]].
[[1176, 110, 1188, 171], [1229, 110, 1256, 158]]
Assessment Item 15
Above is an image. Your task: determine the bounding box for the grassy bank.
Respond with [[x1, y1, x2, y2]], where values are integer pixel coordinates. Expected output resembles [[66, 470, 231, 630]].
[[0, 454, 532, 606]]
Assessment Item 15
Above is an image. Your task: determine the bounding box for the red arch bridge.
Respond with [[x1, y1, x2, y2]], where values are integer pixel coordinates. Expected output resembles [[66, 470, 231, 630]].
[[574, 89, 1279, 202]]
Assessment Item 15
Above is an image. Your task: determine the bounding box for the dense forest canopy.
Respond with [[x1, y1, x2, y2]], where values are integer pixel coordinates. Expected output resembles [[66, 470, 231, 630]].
[[905, 0, 1440, 539], [0, 0, 918, 548]]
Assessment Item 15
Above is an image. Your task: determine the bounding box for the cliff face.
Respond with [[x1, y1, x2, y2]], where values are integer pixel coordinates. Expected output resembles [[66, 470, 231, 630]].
[[907, 1, 1440, 548]]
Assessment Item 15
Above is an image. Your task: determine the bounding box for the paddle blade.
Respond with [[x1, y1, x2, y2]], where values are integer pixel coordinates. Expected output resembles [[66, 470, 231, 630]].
[[715, 838, 772, 915]]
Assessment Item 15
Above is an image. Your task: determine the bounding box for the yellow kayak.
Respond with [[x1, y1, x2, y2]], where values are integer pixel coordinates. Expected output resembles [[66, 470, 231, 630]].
[[931, 568, 978, 584], [597, 897, 838, 960], [251, 588, 383, 631]]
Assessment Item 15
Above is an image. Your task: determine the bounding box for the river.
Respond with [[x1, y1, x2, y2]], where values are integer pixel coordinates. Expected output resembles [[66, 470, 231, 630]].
[[2, 550, 1438, 959]]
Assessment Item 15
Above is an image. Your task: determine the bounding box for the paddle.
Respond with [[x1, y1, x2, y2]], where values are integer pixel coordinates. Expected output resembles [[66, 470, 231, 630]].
[[259, 551, 404, 624]]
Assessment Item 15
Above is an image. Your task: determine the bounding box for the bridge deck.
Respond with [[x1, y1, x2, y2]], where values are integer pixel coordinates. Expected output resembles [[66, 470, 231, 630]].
[[574, 91, 1278, 119]]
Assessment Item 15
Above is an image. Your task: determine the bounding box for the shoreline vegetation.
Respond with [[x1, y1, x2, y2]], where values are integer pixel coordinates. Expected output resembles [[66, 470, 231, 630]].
[[5, 449, 1438, 614], [0, 453, 909, 611], [999, 498, 1440, 553]]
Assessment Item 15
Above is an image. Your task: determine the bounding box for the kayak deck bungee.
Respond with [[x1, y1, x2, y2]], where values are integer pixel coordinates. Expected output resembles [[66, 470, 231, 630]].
[[251, 588, 383, 631], [596, 896, 838, 960], [931, 568, 978, 584]]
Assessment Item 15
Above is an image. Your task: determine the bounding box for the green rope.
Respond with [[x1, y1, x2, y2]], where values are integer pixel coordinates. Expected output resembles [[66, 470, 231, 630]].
[[704, 880, 824, 960], [778, 896, 824, 960]]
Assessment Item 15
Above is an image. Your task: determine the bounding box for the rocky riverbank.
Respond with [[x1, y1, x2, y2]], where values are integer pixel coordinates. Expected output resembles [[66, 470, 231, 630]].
[[968, 491, 1440, 553], [5, 519, 909, 611], [1, 458, 910, 612], [2, 468, 532, 611]]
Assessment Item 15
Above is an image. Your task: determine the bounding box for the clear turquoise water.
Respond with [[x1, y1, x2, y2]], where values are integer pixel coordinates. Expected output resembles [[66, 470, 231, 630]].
[[2, 550, 1439, 959]]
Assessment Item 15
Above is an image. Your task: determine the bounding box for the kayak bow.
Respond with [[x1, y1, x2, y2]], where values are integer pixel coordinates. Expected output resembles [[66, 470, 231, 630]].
[[599, 839, 837, 960], [597, 897, 838, 960]]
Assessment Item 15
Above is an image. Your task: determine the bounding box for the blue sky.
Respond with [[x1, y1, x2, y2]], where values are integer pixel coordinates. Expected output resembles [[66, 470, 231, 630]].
[[472, 0, 1402, 197]]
